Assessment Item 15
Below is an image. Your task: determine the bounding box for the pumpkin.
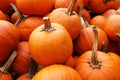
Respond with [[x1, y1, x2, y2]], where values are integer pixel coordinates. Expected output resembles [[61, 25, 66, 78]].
[[87, 0, 120, 14], [0, 10, 9, 20], [102, 7, 120, 17], [49, 0, 81, 40], [75, 27, 120, 80], [10, 3, 44, 41], [82, 0, 89, 7], [10, 41, 31, 75], [55, 0, 84, 12], [64, 56, 76, 68], [74, 22, 108, 55], [103, 14, 120, 42], [90, 15, 106, 29], [0, 51, 17, 80], [32, 64, 82, 80], [0, 1, 12, 13], [29, 17, 73, 66], [0, 20, 20, 66], [16, 0, 54, 16], [10, 12, 19, 24], [17, 56, 37, 80]]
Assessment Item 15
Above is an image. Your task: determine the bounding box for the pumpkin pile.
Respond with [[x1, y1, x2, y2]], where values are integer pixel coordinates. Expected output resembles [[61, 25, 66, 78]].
[[0, 0, 120, 80]]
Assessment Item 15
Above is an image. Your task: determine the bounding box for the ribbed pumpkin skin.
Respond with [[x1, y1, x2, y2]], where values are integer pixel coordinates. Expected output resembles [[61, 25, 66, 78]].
[[49, 8, 81, 40], [32, 65, 82, 80], [0, 20, 20, 66], [0, 10, 8, 20], [29, 23, 73, 66], [17, 73, 30, 80], [103, 15, 120, 42], [75, 51, 120, 80], [10, 42, 30, 75], [0, 72, 12, 80], [74, 27, 108, 55], [16, 0, 54, 16], [17, 16, 44, 41]]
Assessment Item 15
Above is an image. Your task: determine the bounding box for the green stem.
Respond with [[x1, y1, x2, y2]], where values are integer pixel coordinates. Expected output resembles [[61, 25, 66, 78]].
[[27, 55, 37, 78], [66, 0, 77, 15], [10, 3, 26, 26], [0, 51, 17, 73]]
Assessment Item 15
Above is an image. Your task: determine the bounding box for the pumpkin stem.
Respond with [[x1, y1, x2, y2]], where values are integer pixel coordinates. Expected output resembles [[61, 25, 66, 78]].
[[88, 27, 101, 69], [102, 41, 108, 53], [41, 17, 55, 32], [66, 0, 77, 15], [10, 3, 26, 25], [116, 33, 120, 38], [27, 55, 37, 78], [0, 51, 17, 73]]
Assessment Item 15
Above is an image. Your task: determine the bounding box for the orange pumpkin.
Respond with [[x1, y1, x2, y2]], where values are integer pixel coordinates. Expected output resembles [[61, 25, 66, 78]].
[[10, 41, 31, 75], [0, 10, 9, 20], [0, 20, 20, 66], [87, 0, 120, 14], [49, 0, 81, 40], [29, 17, 73, 66], [55, 0, 84, 12], [103, 14, 120, 42], [90, 15, 106, 29], [32, 65, 82, 80], [74, 25, 108, 55], [16, 0, 54, 16], [75, 27, 120, 80]]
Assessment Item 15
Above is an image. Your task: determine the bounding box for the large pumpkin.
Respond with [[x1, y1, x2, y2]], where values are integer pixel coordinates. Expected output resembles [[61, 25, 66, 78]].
[[0, 20, 20, 66], [75, 27, 120, 80], [16, 0, 54, 16], [29, 17, 73, 66], [32, 64, 82, 80]]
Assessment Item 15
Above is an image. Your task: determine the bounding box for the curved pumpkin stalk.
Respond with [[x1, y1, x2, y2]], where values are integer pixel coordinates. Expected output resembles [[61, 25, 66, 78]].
[[88, 27, 101, 69], [66, 0, 77, 15], [10, 3, 26, 26]]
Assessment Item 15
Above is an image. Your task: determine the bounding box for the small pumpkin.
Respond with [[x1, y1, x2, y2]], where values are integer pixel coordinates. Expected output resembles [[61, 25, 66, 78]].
[[32, 64, 82, 80], [74, 18, 108, 55], [55, 0, 84, 12], [10, 41, 31, 75], [90, 15, 106, 29], [10, 3, 44, 41], [49, 0, 81, 40], [29, 17, 73, 66], [17, 56, 37, 80], [103, 14, 120, 42], [16, 0, 54, 16]]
